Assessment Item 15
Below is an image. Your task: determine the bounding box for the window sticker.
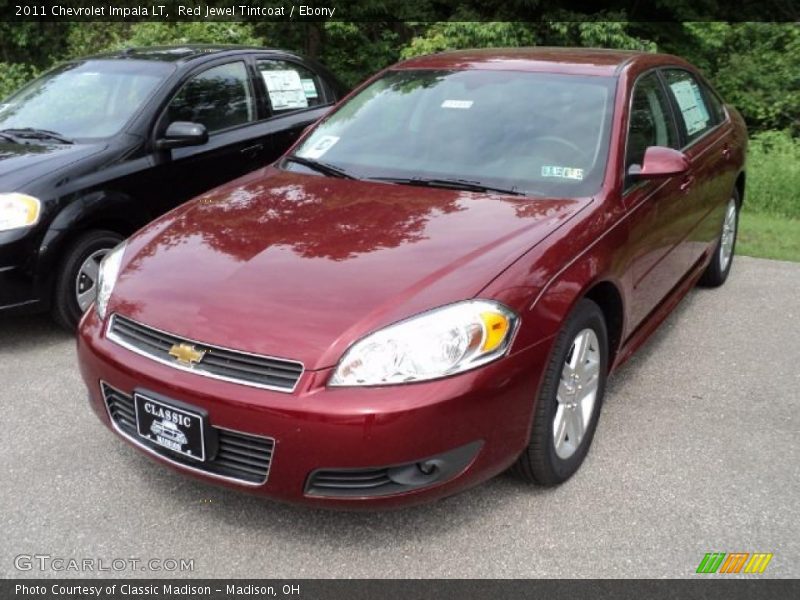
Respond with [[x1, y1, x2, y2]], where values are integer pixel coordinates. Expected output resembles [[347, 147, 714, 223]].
[[300, 78, 319, 99], [541, 165, 584, 180], [298, 135, 340, 159], [261, 69, 309, 110], [669, 79, 710, 135], [441, 99, 474, 109]]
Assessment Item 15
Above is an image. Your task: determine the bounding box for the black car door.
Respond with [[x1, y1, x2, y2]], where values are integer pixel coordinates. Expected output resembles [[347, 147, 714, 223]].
[[143, 59, 266, 213]]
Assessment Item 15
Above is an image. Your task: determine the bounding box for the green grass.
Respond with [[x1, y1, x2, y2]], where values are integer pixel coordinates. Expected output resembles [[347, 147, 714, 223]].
[[736, 130, 800, 262], [737, 213, 800, 263]]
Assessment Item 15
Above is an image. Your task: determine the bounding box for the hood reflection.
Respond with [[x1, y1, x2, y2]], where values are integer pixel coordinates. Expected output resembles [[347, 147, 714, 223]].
[[133, 169, 575, 265]]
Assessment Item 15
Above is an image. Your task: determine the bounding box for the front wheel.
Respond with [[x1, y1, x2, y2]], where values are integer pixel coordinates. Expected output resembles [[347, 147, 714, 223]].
[[699, 190, 739, 287], [51, 230, 123, 331], [514, 298, 608, 485]]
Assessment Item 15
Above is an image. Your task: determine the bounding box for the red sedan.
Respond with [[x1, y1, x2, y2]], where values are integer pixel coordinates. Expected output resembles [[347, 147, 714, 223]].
[[77, 48, 746, 508]]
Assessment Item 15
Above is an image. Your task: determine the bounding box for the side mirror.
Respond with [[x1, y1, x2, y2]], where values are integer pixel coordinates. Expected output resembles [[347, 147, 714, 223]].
[[628, 146, 689, 178], [156, 121, 208, 150]]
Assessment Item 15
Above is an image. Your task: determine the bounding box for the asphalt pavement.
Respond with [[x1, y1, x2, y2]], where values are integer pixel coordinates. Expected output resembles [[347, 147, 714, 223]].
[[1, 255, 798, 578]]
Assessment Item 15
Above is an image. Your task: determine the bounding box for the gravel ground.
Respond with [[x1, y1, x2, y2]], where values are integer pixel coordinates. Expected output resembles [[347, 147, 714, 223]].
[[1, 255, 798, 578]]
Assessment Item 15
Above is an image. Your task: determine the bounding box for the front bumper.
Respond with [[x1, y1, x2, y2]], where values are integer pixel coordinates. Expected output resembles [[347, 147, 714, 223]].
[[78, 309, 552, 509], [0, 229, 46, 314]]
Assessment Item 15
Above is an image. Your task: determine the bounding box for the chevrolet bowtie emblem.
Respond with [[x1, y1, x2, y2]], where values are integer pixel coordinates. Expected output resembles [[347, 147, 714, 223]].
[[168, 343, 206, 366]]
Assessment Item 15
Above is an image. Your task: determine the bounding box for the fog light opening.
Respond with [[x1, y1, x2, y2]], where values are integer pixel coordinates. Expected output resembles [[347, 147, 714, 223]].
[[417, 461, 439, 476]]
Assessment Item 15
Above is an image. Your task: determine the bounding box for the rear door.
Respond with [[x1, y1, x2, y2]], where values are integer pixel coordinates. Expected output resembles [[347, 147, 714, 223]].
[[661, 68, 736, 265]]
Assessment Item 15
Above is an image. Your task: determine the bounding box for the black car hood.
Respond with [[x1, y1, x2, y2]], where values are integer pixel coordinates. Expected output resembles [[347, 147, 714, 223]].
[[0, 140, 106, 187]]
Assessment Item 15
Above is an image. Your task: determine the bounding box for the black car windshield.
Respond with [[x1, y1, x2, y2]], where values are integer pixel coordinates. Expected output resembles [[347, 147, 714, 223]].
[[0, 59, 174, 140], [290, 69, 616, 197]]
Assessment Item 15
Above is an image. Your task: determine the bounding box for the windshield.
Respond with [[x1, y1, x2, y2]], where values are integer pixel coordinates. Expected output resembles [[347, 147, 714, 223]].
[[291, 69, 616, 197], [0, 59, 173, 140]]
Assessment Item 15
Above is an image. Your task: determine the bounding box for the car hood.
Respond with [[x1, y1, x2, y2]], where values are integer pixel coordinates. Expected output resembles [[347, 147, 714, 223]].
[[111, 167, 590, 370], [0, 140, 105, 187]]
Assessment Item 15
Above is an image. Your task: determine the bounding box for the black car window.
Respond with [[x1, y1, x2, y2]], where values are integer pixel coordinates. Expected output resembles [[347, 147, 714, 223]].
[[625, 72, 679, 182], [0, 60, 172, 139], [255, 59, 324, 113], [662, 69, 718, 144], [166, 62, 255, 134]]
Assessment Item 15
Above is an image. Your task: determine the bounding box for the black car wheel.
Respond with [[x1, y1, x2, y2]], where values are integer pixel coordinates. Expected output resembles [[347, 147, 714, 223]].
[[514, 298, 609, 485], [52, 230, 123, 330]]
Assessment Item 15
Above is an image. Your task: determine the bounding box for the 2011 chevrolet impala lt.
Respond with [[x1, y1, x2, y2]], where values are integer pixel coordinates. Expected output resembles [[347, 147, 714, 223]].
[[77, 48, 746, 508]]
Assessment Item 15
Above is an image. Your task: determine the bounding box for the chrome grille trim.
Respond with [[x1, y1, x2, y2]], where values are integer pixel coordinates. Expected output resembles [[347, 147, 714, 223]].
[[100, 381, 274, 486], [106, 314, 304, 393]]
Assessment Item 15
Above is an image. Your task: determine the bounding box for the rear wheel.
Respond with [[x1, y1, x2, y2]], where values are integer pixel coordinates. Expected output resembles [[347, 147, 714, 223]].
[[699, 190, 739, 287], [51, 230, 123, 330], [514, 298, 608, 485]]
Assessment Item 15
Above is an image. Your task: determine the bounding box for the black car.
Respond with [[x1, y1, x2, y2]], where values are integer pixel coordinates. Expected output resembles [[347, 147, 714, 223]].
[[0, 45, 344, 328]]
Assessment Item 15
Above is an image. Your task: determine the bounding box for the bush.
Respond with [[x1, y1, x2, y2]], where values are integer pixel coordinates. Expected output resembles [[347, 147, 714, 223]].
[[745, 131, 800, 218], [0, 62, 38, 99]]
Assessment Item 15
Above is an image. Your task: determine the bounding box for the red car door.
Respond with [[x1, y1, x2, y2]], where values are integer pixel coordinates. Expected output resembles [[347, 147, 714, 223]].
[[661, 68, 738, 266], [620, 71, 688, 329]]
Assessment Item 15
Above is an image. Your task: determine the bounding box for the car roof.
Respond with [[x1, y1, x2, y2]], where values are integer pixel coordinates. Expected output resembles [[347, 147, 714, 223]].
[[87, 44, 292, 64], [394, 47, 680, 77]]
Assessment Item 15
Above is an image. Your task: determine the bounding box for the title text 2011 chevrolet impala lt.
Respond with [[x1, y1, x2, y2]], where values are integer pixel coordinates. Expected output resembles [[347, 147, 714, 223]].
[[77, 48, 746, 508]]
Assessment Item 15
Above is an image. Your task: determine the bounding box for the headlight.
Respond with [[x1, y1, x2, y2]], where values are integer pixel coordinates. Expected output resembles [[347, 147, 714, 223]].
[[95, 242, 126, 319], [0, 193, 41, 232], [329, 300, 518, 386]]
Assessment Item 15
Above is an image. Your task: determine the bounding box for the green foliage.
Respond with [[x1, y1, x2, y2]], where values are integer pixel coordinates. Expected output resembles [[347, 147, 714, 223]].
[[401, 22, 538, 57], [661, 22, 800, 132], [122, 22, 260, 48], [744, 130, 800, 218], [541, 16, 656, 50], [0, 61, 38, 98], [321, 22, 402, 88], [0, 19, 797, 133]]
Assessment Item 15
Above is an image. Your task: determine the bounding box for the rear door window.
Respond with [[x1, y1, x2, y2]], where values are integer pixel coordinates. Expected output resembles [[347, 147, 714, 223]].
[[662, 69, 719, 144], [256, 59, 325, 114]]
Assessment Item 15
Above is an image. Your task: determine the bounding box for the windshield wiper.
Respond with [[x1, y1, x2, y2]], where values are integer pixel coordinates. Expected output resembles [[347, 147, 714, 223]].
[[0, 128, 73, 144], [285, 155, 355, 179], [369, 176, 526, 196]]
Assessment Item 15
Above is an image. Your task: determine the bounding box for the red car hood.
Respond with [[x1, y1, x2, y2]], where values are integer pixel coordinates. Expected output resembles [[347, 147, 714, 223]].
[[111, 168, 589, 370]]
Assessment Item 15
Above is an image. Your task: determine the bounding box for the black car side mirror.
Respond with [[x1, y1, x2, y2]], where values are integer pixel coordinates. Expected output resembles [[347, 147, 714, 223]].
[[156, 121, 208, 150]]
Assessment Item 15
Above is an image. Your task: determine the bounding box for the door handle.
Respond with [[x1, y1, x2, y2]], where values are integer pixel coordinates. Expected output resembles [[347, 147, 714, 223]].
[[680, 175, 695, 192], [240, 143, 264, 157], [721, 145, 731, 159]]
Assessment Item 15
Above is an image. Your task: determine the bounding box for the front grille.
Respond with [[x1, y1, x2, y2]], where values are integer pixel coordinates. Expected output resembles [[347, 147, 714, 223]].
[[107, 314, 304, 392], [102, 383, 274, 485]]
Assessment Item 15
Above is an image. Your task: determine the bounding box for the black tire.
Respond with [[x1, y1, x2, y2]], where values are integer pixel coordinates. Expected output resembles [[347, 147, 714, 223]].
[[698, 188, 740, 287], [514, 298, 609, 485], [51, 230, 124, 331]]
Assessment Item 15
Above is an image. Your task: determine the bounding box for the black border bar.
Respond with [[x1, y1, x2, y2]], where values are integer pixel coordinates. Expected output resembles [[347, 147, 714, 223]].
[[3, 0, 800, 22], [3, 579, 800, 600]]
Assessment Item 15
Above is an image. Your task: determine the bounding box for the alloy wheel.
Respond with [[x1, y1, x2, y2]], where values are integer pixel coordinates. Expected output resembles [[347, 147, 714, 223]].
[[719, 197, 737, 272], [553, 328, 601, 459], [75, 249, 109, 312]]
